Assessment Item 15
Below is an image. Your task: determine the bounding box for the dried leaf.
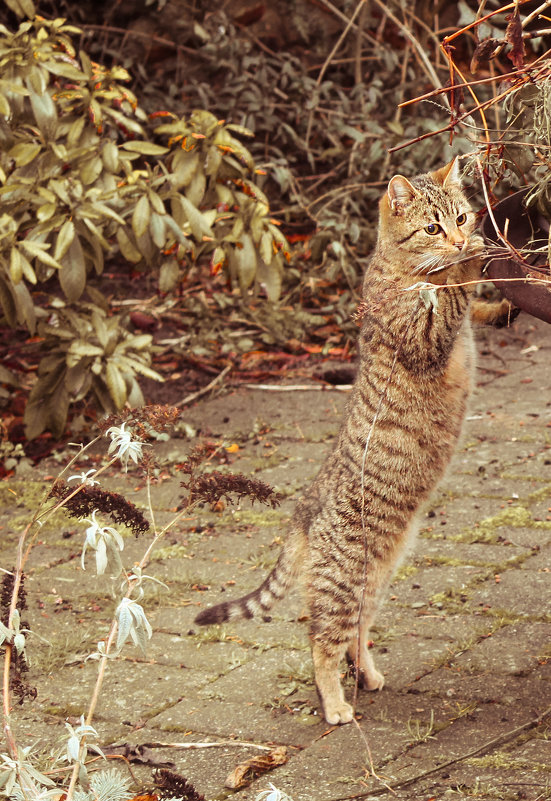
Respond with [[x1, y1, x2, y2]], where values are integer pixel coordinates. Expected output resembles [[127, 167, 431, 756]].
[[224, 747, 288, 789], [470, 38, 500, 74], [505, 8, 524, 69]]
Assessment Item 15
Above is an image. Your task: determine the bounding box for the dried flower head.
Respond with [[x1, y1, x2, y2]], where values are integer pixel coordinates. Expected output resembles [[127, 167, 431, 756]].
[[0, 572, 35, 705], [0, 570, 26, 626], [99, 405, 180, 440], [50, 481, 149, 536], [154, 768, 205, 801], [178, 442, 220, 476], [184, 470, 281, 509]]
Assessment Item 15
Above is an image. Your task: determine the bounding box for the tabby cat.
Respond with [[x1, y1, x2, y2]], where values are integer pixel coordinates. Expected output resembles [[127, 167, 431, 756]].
[[195, 159, 511, 725]]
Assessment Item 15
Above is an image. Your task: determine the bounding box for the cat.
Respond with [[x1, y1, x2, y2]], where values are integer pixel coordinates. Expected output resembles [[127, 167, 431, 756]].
[[195, 158, 513, 725]]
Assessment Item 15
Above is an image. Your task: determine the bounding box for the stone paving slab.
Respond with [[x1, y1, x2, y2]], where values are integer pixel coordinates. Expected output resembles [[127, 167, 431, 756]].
[[3, 316, 551, 800]]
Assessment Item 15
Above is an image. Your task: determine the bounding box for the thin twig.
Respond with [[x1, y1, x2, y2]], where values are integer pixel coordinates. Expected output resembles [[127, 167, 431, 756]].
[[141, 739, 272, 751], [175, 364, 232, 407], [325, 702, 551, 801], [371, 0, 442, 92], [399, 59, 551, 109], [81, 23, 208, 59], [442, 0, 534, 44], [475, 155, 526, 264], [306, 0, 367, 145], [316, 0, 379, 47]]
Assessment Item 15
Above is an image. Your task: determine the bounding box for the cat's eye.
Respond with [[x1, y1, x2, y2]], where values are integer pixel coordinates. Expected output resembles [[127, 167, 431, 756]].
[[456, 213, 467, 226], [424, 223, 441, 235]]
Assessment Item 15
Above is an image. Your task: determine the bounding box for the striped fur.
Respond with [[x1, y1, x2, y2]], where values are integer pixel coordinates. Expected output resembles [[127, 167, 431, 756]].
[[195, 159, 508, 724]]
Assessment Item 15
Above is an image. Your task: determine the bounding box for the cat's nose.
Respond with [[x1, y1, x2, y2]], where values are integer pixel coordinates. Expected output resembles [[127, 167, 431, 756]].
[[452, 240, 465, 250]]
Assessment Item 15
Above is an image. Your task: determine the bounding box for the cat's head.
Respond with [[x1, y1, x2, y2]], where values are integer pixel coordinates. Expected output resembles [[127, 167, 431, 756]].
[[378, 159, 478, 275]]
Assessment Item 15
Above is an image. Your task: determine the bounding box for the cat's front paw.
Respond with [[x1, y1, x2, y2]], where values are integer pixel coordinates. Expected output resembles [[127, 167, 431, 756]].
[[324, 700, 355, 725]]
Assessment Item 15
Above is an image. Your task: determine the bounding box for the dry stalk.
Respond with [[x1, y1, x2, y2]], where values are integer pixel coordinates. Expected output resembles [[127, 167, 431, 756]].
[[305, 0, 367, 146]]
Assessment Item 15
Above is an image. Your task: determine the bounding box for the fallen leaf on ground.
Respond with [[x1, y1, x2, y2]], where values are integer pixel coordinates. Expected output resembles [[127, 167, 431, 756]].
[[224, 746, 288, 789]]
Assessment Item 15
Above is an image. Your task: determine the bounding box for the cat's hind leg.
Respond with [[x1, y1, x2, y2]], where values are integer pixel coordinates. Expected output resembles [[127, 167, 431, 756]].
[[311, 638, 355, 725], [346, 603, 384, 691]]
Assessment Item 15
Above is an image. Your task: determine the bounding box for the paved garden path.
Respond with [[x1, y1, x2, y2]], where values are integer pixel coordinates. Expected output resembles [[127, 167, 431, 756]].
[[3, 314, 551, 800]]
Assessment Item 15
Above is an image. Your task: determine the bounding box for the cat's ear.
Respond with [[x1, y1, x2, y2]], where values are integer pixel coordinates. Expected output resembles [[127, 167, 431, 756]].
[[432, 157, 461, 189], [387, 175, 418, 210]]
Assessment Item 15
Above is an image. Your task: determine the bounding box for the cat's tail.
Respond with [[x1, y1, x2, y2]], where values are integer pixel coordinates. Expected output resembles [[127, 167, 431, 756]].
[[194, 533, 302, 626]]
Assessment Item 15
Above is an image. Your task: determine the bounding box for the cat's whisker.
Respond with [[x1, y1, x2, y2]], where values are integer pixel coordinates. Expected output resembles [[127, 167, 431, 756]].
[[415, 254, 446, 275]]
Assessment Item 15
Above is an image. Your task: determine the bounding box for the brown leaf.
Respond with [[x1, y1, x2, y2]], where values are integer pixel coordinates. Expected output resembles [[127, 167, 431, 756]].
[[224, 746, 288, 789], [505, 8, 525, 69], [470, 38, 500, 74]]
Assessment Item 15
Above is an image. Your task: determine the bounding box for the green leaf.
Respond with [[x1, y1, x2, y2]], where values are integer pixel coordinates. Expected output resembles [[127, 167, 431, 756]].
[[205, 145, 223, 177], [149, 212, 166, 248], [65, 363, 91, 396], [105, 361, 127, 409], [116, 355, 163, 381], [117, 228, 142, 264], [257, 255, 283, 302], [80, 156, 103, 186], [259, 230, 274, 265], [132, 194, 151, 239], [54, 220, 76, 262], [159, 258, 180, 292], [163, 215, 192, 249], [0, 93, 10, 118], [28, 66, 47, 95], [91, 309, 109, 348], [20, 240, 62, 270], [120, 334, 153, 350], [44, 61, 86, 81], [28, 88, 58, 139], [0, 365, 19, 386], [171, 149, 199, 188], [24, 398, 48, 440], [9, 248, 22, 284], [0, 279, 17, 328], [234, 233, 257, 292], [8, 143, 41, 167], [185, 168, 206, 207], [67, 340, 104, 365], [12, 280, 36, 332], [179, 195, 213, 240], [19, 250, 36, 284], [59, 235, 86, 302], [127, 376, 144, 406], [7, 0, 36, 18], [102, 141, 119, 172], [225, 123, 254, 138], [147, 190, 165, 216], [36, 203, 56, 222], [67, 115, 86, 147], [121, 141, 169, 156]]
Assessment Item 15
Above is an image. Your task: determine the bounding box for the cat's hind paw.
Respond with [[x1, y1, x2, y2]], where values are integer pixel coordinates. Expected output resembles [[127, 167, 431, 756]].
[[324, 700, 355, 725], [363, 667, 385, 691]]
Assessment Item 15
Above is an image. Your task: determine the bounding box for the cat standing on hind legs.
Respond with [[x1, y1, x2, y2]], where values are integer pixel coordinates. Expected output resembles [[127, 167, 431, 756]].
[[195, 158, 513, 725]]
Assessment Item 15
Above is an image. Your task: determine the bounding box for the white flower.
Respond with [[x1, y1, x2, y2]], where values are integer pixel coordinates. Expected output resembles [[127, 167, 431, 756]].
[[81, 509, 124, 576], [106, 422, 144, 471], [115, 597, 152, 654], [67, 469, 99, 486]]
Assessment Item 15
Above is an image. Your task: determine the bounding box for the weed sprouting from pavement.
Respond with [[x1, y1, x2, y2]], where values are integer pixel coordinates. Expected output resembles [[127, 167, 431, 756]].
[[0, 406, 280, 801]]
